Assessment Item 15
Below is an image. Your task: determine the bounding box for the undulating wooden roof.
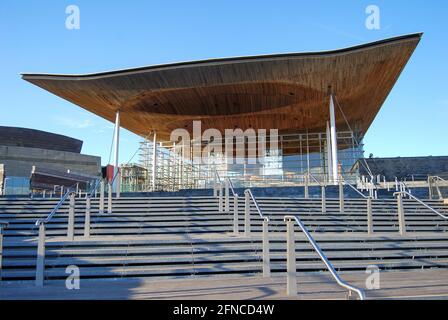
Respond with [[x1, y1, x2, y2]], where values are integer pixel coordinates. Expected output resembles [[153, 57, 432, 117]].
[[22, 33, 422, 143]]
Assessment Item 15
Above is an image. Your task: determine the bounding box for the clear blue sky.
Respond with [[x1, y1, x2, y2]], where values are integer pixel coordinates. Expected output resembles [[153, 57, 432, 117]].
[[0, 1, 446, 165]]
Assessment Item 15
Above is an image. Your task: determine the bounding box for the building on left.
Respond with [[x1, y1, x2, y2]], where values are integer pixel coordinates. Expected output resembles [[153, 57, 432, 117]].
[[0, 126, 101, 196]]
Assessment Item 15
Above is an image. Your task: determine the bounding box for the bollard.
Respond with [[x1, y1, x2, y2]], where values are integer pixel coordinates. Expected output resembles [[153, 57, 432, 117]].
[[35, 223, 46, 287], [67, 193, 75, 241], [233, 195, 239, 234], [396, 193, 406, 235], [339, 180, 344, 213], [99, 180, 105, 214], [224, 180, 230, 212], [244, 191, 251, 236], [286, 218, 297, 296], [367, 197, 373, 235], [108, 183, 112, 214], [321, 186, 326, 214], [304, 174, 309, 199], [84, 197, 91, 238], [262, 219, 271, 278]]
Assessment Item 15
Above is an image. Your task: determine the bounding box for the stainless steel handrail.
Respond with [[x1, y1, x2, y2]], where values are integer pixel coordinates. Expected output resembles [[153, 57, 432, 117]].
[[226, 177, 238, 197], [395, 190, 448, 220], [87, 178, 102, 198], [307, 172, 324, 187], [283, 215, 365, 300], [214, 170, 222, 184], [341, 177, 368, 199], [35, 188, 76, 226], [245, 189, 269, 222]]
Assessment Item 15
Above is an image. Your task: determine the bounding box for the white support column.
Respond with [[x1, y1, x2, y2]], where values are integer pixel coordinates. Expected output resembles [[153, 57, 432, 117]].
[[329, 95, 339, 185], [113, 110, 121, 198], [152, 132, 157, 191], [326, 121, 332, 183]]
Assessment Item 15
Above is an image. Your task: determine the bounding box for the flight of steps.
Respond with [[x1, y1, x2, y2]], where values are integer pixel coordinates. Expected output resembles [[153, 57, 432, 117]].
[[1, 195, 448, 289]]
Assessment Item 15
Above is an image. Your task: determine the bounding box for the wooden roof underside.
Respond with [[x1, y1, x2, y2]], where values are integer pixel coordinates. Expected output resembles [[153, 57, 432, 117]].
[[22, 34, 422, 143]]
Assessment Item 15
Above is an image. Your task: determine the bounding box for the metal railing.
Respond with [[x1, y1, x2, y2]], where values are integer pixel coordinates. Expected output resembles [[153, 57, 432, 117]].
[[341, 176, 368, 199], [429, 176, 448, 200], [283, 215, 365, 300], [395, 190, 448, 220], [244, 189, 270, 277], [35, 187, 76, 227], [34, 178, 103, 287]]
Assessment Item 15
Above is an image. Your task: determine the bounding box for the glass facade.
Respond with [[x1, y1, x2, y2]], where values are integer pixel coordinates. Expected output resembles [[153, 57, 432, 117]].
[[120, 130, 364, 192], [4, 176, 30, 195]]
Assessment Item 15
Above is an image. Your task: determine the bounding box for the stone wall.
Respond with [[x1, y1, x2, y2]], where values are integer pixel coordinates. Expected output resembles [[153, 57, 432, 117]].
[[0, 145, 101, 178], [358, 156, 448, 180]]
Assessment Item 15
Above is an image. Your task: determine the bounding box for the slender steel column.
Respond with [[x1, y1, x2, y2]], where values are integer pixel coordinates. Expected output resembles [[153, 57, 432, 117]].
[[326, 122, 332, 183], [113, 110, 121, 198], [329, 95, 339, 185], [152, 132, 157, 191]]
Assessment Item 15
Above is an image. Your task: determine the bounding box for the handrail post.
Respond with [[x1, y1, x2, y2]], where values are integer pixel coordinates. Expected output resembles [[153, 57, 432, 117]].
[[35, 223, 46, 287], [304, 174, 309, 199], [233, 194, 239, 234], [67, 193, 75, 241], [99, 180, 105, 214], [286, 218, 297, 296], [108, 182, 112, 214], [0, 226, 3, 281], [367, 197, 373, 235], [224, 179, 230, 212], [262, 219, 271, 278], [218, 183, 223, 212], [213, 182, 218, 197], [339, 179, 344, 213], [396, 193, 406, 235], [244, 191, 251, 236], [321, 186, 326, 214], [84, 197, 91, 238]]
